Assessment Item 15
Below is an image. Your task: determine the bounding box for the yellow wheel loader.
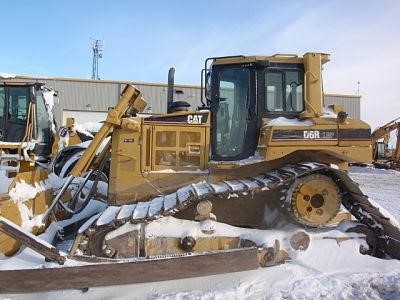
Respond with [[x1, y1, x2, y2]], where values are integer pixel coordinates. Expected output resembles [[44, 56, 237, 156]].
[[1, 53, 400, 292], [0, 82, 57, 175], [0, 82, 91, 255]]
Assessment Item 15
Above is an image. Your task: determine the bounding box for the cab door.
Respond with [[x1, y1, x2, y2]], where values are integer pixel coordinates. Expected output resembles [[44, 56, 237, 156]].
[[210, 66, 258, 161], [4, 86, 30, 142]]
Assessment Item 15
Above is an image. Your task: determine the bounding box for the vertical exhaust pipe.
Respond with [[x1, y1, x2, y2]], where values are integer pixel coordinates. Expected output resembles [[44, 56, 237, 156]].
[[167, 67, 175, 113]]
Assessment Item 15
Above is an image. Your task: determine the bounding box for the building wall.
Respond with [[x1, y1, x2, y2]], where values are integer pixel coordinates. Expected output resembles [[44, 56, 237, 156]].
[[324, 94, 361, 119], [2, 76, 360, 124], [62, 109, 107, 125]]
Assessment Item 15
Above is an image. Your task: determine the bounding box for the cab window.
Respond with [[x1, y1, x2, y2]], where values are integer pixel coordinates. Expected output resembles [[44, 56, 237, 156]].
[[265, 69, 304, 112], [8, 87, 30, 125]]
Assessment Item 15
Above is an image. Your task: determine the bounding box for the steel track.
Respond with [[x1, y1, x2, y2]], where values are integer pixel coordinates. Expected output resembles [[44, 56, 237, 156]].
[[77, 162, 400, 259]]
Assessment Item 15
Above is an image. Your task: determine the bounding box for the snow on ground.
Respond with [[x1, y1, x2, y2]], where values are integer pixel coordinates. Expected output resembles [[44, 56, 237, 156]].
[[1, 167, 400, 299], [348, 166, 400, 224]]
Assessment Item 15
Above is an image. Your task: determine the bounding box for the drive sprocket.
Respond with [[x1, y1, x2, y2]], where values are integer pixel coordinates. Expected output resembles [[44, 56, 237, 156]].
[[288, 173, 341, 227]]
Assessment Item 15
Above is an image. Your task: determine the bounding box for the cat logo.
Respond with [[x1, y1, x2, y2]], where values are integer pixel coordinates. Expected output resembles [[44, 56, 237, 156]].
[[187, 115, 203, 124]]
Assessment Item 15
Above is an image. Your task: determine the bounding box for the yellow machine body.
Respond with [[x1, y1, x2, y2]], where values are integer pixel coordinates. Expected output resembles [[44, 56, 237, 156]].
[[0, 53, 382, 258], [106, 53, 372, 205]]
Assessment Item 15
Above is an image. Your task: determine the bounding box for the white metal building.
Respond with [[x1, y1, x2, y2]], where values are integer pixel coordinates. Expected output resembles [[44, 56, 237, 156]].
[[1, 75, 361, 125]]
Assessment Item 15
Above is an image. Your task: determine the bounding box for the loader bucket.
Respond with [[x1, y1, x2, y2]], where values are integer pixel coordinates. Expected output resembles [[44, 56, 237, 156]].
[[0, 196, 22, 255], [0, 169, 52, 256]]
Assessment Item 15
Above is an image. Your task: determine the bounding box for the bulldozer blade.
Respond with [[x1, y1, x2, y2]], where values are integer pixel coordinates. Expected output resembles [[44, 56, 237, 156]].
[[0, 217, 66, 265], [0, 248, 259, 293]]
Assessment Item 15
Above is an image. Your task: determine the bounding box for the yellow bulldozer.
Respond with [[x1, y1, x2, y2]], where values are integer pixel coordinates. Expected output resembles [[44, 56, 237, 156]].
[[1, 52, 400, 292]]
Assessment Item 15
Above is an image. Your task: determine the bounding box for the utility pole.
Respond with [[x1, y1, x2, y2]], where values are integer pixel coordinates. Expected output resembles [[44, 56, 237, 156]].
[[356, 81, 360, 96], [91, 39, 103, 80]]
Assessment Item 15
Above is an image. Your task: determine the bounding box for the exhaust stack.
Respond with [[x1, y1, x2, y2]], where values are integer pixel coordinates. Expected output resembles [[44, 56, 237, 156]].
[[167, 67, 175, 113]]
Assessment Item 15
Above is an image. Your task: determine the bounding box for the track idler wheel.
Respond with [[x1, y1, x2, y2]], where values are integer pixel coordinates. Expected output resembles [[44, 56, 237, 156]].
[[288, 174, 341, 227]]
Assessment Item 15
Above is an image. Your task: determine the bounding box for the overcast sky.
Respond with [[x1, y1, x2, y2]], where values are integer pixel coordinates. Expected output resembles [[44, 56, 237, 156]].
[[1, 0, 399, 130]]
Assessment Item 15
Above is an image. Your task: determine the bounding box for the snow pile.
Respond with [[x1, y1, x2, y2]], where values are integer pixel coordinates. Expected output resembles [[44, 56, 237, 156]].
[[266, 117, 313, 126], [0, 199, 107, 271], [44, 199, 107, 248], [147, 217, 305, 246], [43, 91, 57, 134], [6, 179, 49, 232], [264, 107, 339, 126], [75, 122, 103, 134], [0, 170, 108, 235], [321, 107, 338, 118], [1, 167, 400, 299], [8, 181, 45, 202]]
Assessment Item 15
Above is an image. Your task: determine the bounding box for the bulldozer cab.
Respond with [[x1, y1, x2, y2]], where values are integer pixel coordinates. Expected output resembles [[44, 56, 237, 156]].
[[205, 53, 329, 161], [208, 65, 258, 160], [206, 55, 305, 161], [0, 82, 56, 160]]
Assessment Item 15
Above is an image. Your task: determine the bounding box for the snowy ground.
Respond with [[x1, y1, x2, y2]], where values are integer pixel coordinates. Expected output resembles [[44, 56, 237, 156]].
[[1, 166, 400, 299]]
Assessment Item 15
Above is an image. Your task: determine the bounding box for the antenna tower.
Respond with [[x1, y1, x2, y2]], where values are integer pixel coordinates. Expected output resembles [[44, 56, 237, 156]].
[[91, 39, 103, 80]]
